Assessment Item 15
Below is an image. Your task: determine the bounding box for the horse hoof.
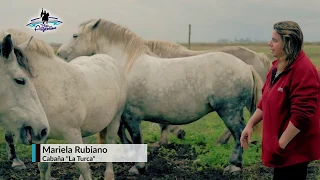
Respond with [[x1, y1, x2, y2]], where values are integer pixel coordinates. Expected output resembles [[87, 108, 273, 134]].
[[128, 166, 140, 176], [12, 159, 26, 170], [12, 164, 26, 170], [177, 129, 186, 140], [50, 176, 58, 180], [128, 163, 146, 176], [223, 165, 241, 174], [79, 175, 84, 180]]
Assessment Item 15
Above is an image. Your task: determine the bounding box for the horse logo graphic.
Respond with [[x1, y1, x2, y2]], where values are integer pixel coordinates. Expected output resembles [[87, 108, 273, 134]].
[[26, 8, 63, 32]]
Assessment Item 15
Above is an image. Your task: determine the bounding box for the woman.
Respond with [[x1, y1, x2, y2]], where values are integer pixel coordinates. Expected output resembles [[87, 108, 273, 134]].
[[240, 21, 320, 179]]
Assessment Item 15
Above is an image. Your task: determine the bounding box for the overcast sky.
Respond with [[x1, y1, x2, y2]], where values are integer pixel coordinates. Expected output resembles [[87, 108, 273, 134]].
[[1, 0, 319, 43]]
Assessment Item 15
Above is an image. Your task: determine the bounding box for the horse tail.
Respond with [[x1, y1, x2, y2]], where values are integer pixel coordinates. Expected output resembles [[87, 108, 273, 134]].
[[257, 52, 273, 77], [248, 65, 263, 114], [248, 65, 264, 139]]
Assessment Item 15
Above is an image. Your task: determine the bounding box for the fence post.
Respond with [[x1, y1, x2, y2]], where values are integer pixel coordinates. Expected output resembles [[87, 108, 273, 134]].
[[188, 24, 191, 49]]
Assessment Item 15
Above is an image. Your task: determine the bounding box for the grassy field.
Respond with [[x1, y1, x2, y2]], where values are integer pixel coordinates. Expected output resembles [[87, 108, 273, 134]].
[[0, 42, 319, 179]]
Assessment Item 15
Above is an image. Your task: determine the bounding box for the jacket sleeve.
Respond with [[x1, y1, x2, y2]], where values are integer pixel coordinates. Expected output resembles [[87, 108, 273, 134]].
[[289, 65, 320, 131]]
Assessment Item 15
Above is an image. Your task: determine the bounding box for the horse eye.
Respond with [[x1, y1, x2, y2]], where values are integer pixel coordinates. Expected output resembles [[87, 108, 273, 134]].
[[73, 34, 78, 38], [14, 78, 26, 85]]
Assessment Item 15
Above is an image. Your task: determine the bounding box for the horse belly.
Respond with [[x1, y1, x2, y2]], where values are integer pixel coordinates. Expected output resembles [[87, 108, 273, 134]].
[[81, 93, 120, 134], [83, 89, 122, 133], [141, 98, 212, 125]]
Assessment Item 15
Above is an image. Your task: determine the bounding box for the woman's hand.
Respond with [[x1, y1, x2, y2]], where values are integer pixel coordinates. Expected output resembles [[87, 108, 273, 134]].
[[240, 108, 263, 149], [240, 125, 253, 149]]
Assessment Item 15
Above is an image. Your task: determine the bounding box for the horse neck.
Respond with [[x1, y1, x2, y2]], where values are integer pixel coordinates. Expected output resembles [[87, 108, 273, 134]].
[[96, 38, 149, 73], [95, 38, 126, 68]]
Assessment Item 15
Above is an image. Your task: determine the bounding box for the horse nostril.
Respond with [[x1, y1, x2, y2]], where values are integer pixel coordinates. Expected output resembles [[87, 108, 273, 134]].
[[23, 126, 33, 142], [57, 52, 60, 56], [41, 128, 47, 138]]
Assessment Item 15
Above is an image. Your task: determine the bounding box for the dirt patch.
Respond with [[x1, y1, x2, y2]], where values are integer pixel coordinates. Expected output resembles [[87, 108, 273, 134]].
[[0, 143, 319, 180]]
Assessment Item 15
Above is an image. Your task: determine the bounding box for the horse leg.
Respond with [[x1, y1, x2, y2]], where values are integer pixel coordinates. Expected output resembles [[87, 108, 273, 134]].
[[121, 114, 146, 176], [99, 114, 121, 180], [63, 131, 92, 180], [152, 123, 178, 147], [38, 139, 56, 180], [5, 130, 26, 170], [215, 108, 245, 174], [38, 162, 55, 180], [82, 137, 89, 144], [216, 110, 244, 145], [152, 123, 170, 147], [167, 125, 186, 140], [117, 119, 132, 144]]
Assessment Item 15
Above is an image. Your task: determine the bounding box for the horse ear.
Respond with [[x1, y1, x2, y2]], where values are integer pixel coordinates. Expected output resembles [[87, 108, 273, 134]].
[[92, 19, 101, 30], [1, 34, 14, 59], [18, 36, 33, 51]]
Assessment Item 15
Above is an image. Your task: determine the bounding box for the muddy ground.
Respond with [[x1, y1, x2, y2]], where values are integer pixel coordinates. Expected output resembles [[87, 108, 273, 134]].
[[0, 143, 319, 180]]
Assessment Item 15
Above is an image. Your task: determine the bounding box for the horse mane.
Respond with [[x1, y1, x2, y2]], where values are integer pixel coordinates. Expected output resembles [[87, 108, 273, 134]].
[[144, 40, 189, 57], [256, 52, 273, 74], [79, 19, 155, 72], [0, 41, 32, 77], [4, 28, 55, 58]]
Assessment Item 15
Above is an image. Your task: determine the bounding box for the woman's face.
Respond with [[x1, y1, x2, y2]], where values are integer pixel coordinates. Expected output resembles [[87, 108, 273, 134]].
[[268, 30, 285, 59]]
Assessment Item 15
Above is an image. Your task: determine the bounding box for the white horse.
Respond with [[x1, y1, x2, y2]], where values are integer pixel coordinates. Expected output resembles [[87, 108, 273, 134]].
[[0, 29, 128, 180], [57, 18, 264, 174], [136, 40, 273, 146], [0, 33, 50, 148]]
